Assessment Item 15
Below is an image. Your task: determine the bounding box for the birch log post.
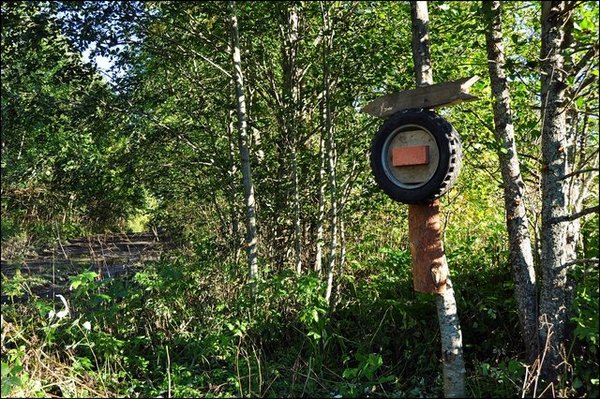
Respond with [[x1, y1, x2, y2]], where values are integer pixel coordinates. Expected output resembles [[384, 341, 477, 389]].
[[410, 2, 465, 397]]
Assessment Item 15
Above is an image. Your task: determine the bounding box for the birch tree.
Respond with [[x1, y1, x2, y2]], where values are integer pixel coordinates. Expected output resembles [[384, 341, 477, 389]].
[[281, 3, 303, 274], [229, 1, 259, 290], [410, 2, 465, 396], [321, 2, 338, 306], [314, 131, 326, 275], [482, 0, 539, 363], [538, 0, 600, 382], [539, 0, 573, 382]]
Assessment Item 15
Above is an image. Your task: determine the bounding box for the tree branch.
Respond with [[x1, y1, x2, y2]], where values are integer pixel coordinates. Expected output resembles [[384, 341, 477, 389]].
[[560, 257, 599, 271], [559, 168, 599, 181], [465, 109, 495, 136], [570, 45, 598, 77], [552, 205, 599, 223], [555, 1, 586, 18]]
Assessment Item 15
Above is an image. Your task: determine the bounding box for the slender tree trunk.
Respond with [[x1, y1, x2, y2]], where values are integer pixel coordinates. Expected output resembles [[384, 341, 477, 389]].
[[332, 213, 346, 308], [324, 125, 337, 306], [282, 4, 303, 274], [324, 110, 337, 306], [483, 0, 539, 363], [539, 1, 575, 383], [410, 2, 465, 397], [230, 1, 258, 291], [248, 92, 265, 164], [321, 3, 337, 306], [227, 109, 241, 262], [314, 125, 326, 275], [292, 144, 302, 274], [563, 107, 597, 319], [411, 2, 432, 88]]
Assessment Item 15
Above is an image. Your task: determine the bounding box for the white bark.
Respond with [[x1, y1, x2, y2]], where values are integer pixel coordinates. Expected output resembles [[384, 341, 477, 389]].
[[230, 1, 258, 290], [324, 126, 337, 306], [321, 3, 337, 306], [483, 0, 538, 363], [333, 214, 346, 308], [410, 2, 465, 397], [227, 109, 241, 262], [314, 126, 326, 275], [436, 280, 466, 398], [411, 2, 433, 88]]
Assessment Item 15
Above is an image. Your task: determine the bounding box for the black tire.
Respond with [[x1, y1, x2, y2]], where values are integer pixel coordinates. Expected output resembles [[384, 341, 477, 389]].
[[370, 109, 462, 204]]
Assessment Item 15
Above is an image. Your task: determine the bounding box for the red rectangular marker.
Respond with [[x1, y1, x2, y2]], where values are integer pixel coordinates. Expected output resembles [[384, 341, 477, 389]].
[[392, 145, 430, 167]]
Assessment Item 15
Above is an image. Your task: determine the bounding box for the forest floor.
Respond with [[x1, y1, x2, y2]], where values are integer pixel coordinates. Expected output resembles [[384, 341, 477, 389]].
[[1, 232, 167, 304]]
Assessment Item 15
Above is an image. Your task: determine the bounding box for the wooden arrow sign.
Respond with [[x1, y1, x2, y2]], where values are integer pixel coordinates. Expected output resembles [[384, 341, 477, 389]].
[[362, 76, 480, 118]]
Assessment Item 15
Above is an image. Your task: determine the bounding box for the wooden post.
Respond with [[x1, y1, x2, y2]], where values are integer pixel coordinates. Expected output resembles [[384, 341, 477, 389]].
[[408, 200, 448, 293], [361, 4, 469, 395], [408, 0, 450, 295], [410, 2, 465, 397]]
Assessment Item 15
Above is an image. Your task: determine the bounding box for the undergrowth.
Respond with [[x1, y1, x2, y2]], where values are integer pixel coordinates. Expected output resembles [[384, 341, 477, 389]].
[[1, 238, 598, 397]]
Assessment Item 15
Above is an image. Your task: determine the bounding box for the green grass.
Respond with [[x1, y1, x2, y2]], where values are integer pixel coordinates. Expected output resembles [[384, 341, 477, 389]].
[[1, 240, 598, 398]]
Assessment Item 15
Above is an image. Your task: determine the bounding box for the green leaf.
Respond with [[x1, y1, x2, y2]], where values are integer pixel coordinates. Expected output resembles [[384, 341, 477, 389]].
[[343, 367, 358, 379], [508, 359, 523, 374], [1, 362, 10, 379], [312, 309, 319, 323], [580, 17, 594, 30], [480, 362, 490, 376]]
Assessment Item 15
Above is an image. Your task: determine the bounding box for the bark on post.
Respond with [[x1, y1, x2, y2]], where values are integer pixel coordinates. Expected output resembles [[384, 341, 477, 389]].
[[539, 1, 575, 382], [483, 0, 539, 363], [410, 2, 465, 397], [230, 1, 259, 292], [408, 201, 448, 294]]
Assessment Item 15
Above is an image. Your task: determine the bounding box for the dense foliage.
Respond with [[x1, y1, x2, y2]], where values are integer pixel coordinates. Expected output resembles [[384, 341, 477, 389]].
[[1, 2, 144, 244], [1, 1, 598, 397]]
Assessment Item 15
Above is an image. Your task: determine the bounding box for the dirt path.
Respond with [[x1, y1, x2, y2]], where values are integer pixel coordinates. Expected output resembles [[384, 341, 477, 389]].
[[1, 232, 167, 304]]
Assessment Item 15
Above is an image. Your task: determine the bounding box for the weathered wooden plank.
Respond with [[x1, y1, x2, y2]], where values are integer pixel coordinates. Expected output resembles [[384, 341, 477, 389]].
[[361, 76, 480, 118]]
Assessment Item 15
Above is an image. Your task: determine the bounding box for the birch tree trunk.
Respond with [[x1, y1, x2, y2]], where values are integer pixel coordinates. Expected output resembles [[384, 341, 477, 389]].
[[227, 109, 241, 262], [483, 0, 539, 363], [281, 4, 303, 274], [230, 1, 258, 291], [332, 214, 346, 308], [324, 123, 337, 306], [321, 3, 337, 306], [539, 1, 576, 382], [314, 121, 326, 275], [410, 2, 465, 396]]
